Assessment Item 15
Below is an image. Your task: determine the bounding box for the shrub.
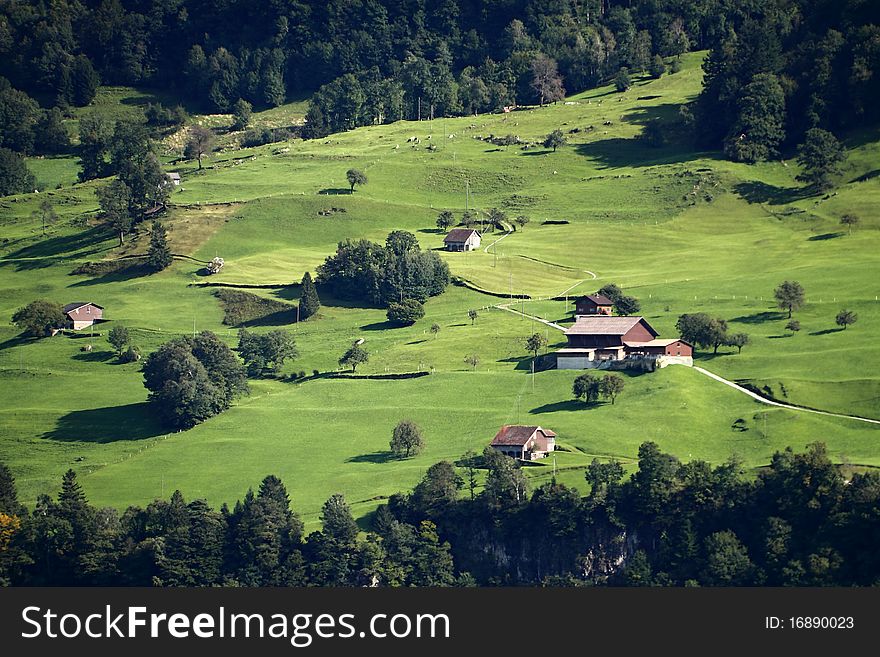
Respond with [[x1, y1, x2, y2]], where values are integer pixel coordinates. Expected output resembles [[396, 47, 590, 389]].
[[387, 299, 425, 326]]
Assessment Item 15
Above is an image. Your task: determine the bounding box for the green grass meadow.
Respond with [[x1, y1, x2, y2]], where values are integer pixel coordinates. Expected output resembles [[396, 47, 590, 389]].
[[1, 52, 878, 525]]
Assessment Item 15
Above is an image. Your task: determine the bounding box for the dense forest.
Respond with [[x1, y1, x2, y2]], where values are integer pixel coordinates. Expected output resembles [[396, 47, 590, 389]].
[[1, 442, 878, 586], [2, 1, 879, 155]]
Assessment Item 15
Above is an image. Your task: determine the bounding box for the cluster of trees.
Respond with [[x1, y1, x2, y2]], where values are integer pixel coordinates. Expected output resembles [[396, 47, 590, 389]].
[[142, 331, 248, 430], [695, 0, 880, 171], [0, 1, 708, 128], [5, 440, 878, 587], [676, 313, 749, 355], [316, 230, 450, 311], [596, 283, 641, 316], [573, 372, 626, 404], [237, 329, 298, 376], [90, 119, 172, 244]]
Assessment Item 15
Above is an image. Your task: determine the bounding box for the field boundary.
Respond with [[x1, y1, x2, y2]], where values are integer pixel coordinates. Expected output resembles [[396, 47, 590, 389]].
[[693, 367, 880, 425]]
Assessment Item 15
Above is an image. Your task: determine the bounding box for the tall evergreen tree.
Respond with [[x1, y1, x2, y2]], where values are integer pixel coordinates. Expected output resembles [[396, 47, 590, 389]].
[[147, 220, 173, 272], [298, 271, 320, 320]]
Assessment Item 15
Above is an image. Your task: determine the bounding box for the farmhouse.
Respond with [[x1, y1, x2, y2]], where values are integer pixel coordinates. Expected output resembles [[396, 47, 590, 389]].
[[575, 293, 613, 315], [490, 425, 556, 461], [62, 302, 104, 330], [443, 228, 481, 251], [557, 315, 692, 368], [167, 172, 181, 186]]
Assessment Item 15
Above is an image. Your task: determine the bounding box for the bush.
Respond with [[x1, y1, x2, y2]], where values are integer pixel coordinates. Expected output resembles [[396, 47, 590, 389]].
[[387, 299, 425, 326], [119, 345, 141, 363], [239, 127, 294, 148], [11, 300, 65, 337]]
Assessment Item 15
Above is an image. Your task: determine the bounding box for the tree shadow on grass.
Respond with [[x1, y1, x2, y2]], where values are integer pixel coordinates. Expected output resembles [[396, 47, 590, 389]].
[[732, 181, 813, 205], [807, 232, 844, 241], [729, 311, 787, 324], [347, 451, 397, 464], [499, 356, 534, 371], [238, 308, 299, 327], [68, 263, 150, 287], [851, 169, 880, 183], [361, 321, 398, 331], [530, 400, 595, 414], [71, 349, 116, 363], [810, 327, 845, 336], [44, 403, 165, 443], [1, 227, 111, 268], [0, 334, 36, 351]]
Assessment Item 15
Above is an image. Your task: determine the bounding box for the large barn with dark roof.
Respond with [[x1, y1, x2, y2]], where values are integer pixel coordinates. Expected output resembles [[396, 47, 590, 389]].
[[557, 315, 692, 369]]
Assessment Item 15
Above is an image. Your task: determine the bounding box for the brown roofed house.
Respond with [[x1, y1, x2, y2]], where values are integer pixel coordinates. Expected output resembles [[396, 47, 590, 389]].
[[444, 228, 481, 251], [575, 293, 614, 315], [490, 425, 556, 461], [62, 302, 104, 330]]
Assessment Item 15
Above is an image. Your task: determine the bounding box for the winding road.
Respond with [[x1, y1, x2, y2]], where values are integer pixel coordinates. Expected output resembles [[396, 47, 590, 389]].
[[493, 278, 880, 427]]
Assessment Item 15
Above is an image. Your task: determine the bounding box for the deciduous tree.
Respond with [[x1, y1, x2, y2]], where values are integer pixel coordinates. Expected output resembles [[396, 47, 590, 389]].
[[184, 125, 215, 170], [339, 343, 369, 372], [107, 325, 131, 355], [543, 129, 566, 152], [390, 419, 425, 458], [601, 374, 625, 404], [796, 128, 845, 191], [530, 54, 565, 106], [835, 309, 857, 330], [774, 281, 805, 318], [346, 168, 367, 193], [12, 300, 65, 337], [573, 373, 601, 404]]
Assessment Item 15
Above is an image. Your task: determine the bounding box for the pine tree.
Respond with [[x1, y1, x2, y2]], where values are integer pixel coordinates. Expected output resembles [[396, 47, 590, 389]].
[[298, 271, 320, 320], [148, 220, 172, 272], [320, 493, 358, 545], [0, 462, 23, 515]]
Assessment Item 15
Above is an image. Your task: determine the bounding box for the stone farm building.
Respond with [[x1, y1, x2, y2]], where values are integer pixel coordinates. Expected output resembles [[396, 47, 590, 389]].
[[556, 315, 692, 369], [62, 302, 104, 330], [490, 425, 556, 461], [444, 228, 481, 251], [575, 293, 613, 316]]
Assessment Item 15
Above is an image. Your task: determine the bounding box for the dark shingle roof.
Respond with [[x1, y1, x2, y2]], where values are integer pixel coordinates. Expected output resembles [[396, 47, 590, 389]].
[[444, 228, 479, 243], [491, 425, 556, 446], [580, 294, 614, 306], [63, 302, 103, 314]]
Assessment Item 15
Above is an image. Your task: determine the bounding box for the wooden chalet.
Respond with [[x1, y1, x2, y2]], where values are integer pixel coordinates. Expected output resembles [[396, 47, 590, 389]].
[[490, 425, 556, 461], [443, 228, 481, 251], [575, 293, 613, 315], [62, 302, 104, 330]]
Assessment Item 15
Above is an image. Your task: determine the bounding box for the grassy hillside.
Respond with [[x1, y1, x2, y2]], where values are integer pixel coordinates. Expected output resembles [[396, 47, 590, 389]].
[[1, 52, 878, 525]]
